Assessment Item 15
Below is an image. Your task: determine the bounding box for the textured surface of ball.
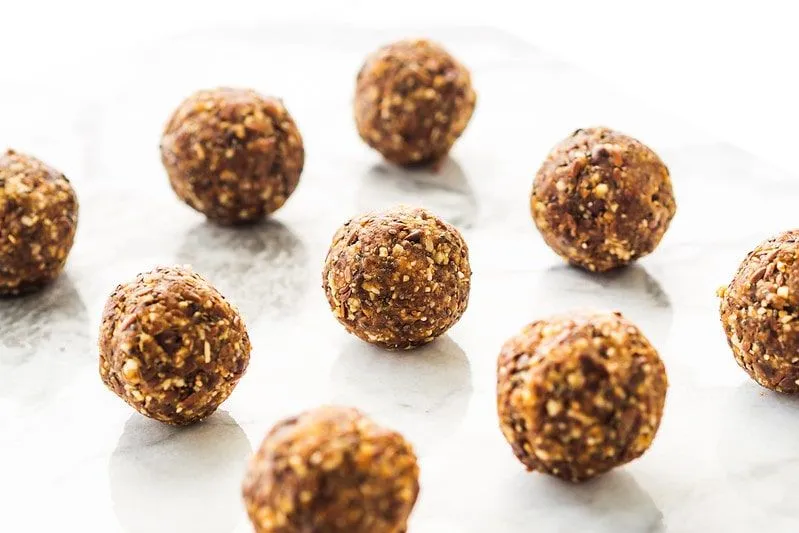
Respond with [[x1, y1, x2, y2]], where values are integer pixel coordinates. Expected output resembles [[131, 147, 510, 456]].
[[323, 206, 471, 349], [161, 88, 304, 224], [531, 127, 676, 272], [719, 230, 799, 392], [0, 150, 78, 296], [497, 311, 667, 482], [242, 406, 419, 533], [99, 266, 250, 425], [354, 39, 476, 166]]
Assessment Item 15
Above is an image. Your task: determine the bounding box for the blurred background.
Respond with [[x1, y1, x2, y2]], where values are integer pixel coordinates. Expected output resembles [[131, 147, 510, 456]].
[[1, 0, 796, 174]]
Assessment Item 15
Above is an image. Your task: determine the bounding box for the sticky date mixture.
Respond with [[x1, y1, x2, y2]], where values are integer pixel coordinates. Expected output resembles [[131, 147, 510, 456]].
[[242, 406, 419, 533], [354, 39, 476, 166], [161, 88, 304, 224], [719, 230, 799, 393], [0, 149, 78, 296], [99, 266, 250, 425], [323, 206, 471, 349], [497, 311, 668, 482], [531, 127, 676, 272]]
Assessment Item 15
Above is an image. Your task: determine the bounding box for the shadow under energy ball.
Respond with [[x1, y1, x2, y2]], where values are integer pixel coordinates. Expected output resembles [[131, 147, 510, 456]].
[[110, 412, 252, 533], [497, 311, 667, 482], [177, 220, 308, 321], [0, 149, 79, 296], [330, 335, 472, 453], [531, 128, 676, 272], [323, 205, 471, 349], [99, 266, 250, 425], [718, 230, 799, 392], [358, 157, 478, 229], [354, 39, 476, 166], [0, 275, 88, 409], [160, 87, 304, 225], [536, 264, 673, 348]]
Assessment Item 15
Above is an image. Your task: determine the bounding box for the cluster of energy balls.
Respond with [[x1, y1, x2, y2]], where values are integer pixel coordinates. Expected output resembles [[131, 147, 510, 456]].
[[0, 33, 792, 532]]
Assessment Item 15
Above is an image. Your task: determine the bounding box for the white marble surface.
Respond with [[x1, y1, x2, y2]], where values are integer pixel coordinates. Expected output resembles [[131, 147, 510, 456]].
[[2, 24, 799, 533]]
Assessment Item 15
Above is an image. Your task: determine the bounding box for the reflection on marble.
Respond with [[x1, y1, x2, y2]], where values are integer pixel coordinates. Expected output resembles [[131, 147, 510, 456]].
[[719, 385, 799, 514], [507, 470, 664, 532], [0, 276, 89, 409], [109, 411, 252, 533], [536, 264, 673, 346], [177, 220, 309, 322], [358, 158, 478, 229], [330, 335, 472, 453]]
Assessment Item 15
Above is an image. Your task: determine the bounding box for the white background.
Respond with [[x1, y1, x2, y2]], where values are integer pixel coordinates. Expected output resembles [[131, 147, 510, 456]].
[[1, 0, 797, 173]]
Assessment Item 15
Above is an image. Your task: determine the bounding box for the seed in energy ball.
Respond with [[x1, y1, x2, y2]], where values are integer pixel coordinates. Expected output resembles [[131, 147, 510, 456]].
[[497, 311, 668, 482], [0, 150, 78, 296], [718, 230, 799, 393], [242, 406, 419, 533], [323, 206, 471, 350], [160, 88, 304, 225], [354, 38, 477, 166], [99, 266, 250, 425], [531, 127, 676, 272]]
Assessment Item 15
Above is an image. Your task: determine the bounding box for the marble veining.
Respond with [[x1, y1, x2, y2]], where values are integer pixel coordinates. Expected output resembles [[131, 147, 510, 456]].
[[1, 23, 798, 533]]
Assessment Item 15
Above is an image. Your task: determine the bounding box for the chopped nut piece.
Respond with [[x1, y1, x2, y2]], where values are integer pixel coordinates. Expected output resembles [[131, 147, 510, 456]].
[[354, 39, 476, 166], [497, 311, 667, 482], [0, 150, 78, 296], [531, 127, 676, 272], [161, 88, 304, 224], [323, 206, 470, 349], [99, 266, 250, 425], [242, 406, 419, 533]]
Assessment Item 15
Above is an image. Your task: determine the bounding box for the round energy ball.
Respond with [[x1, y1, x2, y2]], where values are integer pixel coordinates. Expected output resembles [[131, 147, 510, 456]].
[[354, 39, 476, 166], [161, 88, 304, 225], [323, 206, 471, 349], [531, 127, 676, 272], [719, 230, 799, 392], [242, 406, 419, 533], [497, 311, 668, 482], [0, 150, 78, 296], [99, 266, 250, 425]]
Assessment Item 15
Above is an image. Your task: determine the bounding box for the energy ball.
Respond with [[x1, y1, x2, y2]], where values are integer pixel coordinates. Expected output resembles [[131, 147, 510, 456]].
[[497, 311, 667, 482], [0, 150, 78, 296], [531, 127, 676, 272], [99, 266, 250, 425], [354, 39, 476, 166], [161, 88, 304, 225], [718, 230, 799, 392], [323, 206, 471, 349], [242, 406, 419, 533]]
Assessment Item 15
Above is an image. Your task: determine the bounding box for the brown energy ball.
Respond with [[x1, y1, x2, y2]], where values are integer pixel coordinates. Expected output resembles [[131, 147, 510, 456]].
[[718, 230, 799, 393], [323, 206, 471, 350], [161, 88, 304, 225], [99, 266, 250, 425], [531, 127, 676, 272], [242, 406, 419, 533], [354, 39, 476, 166], [0, 150, 78, 296], [497, 311, 668, 482]]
